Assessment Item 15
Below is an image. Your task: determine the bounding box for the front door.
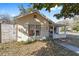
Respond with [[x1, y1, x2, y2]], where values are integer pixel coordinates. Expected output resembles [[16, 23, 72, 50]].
[[49, 26, 53, 37]]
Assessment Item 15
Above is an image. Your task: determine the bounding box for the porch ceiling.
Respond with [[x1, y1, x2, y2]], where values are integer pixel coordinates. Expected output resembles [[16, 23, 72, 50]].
[[54, 23, 67, 27]]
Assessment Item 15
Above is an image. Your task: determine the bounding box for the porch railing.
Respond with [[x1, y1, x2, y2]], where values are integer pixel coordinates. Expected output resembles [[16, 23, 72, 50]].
[[53, 34, 66, 39]]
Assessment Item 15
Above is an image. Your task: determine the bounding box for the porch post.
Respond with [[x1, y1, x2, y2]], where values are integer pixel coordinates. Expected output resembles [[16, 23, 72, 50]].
[[26, 24, 29, 40], [34, 25, 36, 40], [64, 26, 66, 36], [53, 26, 54, 39], [27, 24, 29, 37]]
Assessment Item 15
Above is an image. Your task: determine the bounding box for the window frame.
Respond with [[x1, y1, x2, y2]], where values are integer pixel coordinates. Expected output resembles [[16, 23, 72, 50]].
[[28, 24, 41, 36]]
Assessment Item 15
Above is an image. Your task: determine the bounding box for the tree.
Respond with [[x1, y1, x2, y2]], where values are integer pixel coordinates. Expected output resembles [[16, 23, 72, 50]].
[[0, 14, 11, 20], [18, 4, 34, 15], [0, 14, 14, 24], [73, 23, 79, 32], [18, 4, 28, 15], [72, 16, 79, 32], [33, 3, 79, 19], [26, 7, 34, 12]]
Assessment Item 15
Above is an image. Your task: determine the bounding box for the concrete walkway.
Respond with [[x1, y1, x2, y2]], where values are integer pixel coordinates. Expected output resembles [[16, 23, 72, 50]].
[[58, 42, 79, 54]]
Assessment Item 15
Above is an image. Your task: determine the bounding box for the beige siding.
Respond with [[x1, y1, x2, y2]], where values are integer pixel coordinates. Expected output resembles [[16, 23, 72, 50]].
[[16, 12, 50, 41], [17, 24, 29, 42]]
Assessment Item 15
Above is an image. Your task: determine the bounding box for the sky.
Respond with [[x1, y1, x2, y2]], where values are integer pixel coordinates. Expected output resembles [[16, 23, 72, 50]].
[[0, 3, 62, 22], [40, 5, 63, 22]]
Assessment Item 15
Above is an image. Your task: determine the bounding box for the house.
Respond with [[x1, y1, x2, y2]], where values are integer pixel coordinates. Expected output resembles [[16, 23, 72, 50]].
[[15, 10, 67, 42], [0, 10, 67, 43]]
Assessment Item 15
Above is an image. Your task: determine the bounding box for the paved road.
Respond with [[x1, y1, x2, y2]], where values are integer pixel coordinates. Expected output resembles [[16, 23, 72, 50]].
[[57, 32, 79, 54], [58, 42, 79, 54], [66, 32, 79, 35]]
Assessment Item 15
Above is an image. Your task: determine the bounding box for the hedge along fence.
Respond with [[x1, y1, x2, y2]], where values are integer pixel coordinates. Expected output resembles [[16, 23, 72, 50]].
[[1, 23, 17, 43]]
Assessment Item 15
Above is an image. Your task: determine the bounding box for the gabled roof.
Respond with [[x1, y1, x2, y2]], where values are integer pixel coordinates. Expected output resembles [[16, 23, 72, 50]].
[[16, 10, 66, 26], [16, 10, 55, 24]]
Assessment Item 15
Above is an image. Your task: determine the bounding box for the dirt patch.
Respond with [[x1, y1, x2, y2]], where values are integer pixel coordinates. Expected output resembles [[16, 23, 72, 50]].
[[0, 41, 47, 56], [0, 40, 78, 56]]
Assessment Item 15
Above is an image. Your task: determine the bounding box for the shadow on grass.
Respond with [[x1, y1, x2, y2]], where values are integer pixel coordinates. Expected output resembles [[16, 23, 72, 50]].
[[31, 40, 56, 56], [30, 40, 79, 56]]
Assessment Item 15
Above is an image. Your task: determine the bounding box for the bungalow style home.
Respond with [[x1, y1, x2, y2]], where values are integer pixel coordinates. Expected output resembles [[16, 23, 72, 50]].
[[15, 10, 67, 42]]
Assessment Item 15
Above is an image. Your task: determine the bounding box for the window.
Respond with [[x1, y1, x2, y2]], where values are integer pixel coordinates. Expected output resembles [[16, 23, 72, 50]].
[[28, 30, 34, 36], [28, 25, 35, 36], [36, 30, 40, 36], [28, 24, 41, 36], [36, 25, 41, 36], [36, 25, 41, 30], [50, 31, 53, 33]]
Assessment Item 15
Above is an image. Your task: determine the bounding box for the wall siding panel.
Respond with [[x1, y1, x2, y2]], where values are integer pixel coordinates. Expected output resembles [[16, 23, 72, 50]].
[[1, 24, 16, 43]]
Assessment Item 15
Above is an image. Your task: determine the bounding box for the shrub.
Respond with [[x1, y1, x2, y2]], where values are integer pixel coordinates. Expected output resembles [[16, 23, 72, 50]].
[[61, 27, 65, 32], [73, 26, 79, 32], [18, 39, 37, 45]]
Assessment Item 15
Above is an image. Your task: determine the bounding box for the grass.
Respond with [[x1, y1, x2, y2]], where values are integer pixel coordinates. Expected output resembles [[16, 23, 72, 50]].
[[0, 40, 78, 56]]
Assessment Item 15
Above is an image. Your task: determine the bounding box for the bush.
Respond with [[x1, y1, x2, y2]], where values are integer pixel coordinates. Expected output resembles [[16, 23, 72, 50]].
[[73, 26, 79, 32], [18, 39, 37, 45], [61, 27, 65, 32]]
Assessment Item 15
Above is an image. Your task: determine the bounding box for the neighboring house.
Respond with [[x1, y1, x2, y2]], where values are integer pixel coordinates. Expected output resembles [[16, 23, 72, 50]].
[[15, 10, 67, 42]]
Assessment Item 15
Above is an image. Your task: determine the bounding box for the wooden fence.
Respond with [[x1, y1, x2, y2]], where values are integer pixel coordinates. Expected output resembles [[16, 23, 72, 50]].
[[1, 23, 16, 43]]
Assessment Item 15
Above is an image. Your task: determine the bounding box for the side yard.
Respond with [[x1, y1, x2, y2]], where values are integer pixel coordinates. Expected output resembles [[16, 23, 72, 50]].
[[0, 40, 78, 56]]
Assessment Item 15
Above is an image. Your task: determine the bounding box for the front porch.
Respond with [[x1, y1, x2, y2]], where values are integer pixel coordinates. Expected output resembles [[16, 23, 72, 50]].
[[17, 23, 49, 42], [51, 24, 67, 39], [53, 34, 66, 39]]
